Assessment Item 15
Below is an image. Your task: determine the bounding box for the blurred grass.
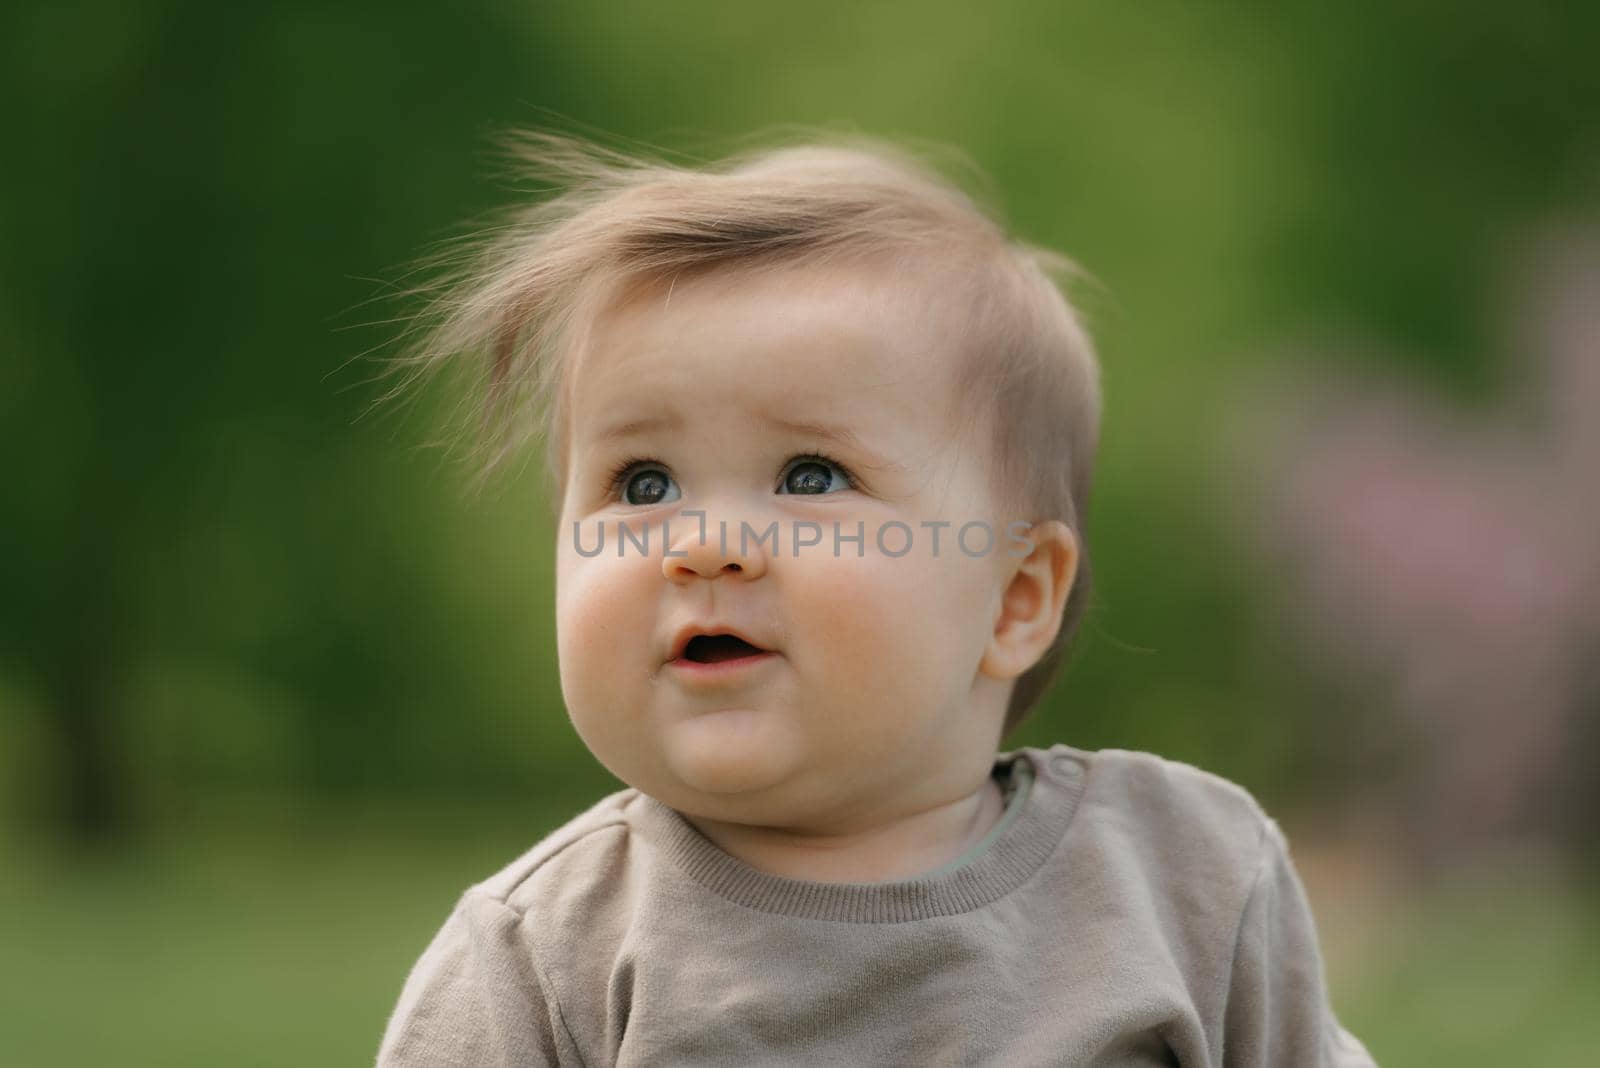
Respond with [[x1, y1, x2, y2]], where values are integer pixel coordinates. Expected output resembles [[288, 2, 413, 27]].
[[0, 797, 574, 1066], [4, 807, 1597, 1066], [1322, 857, 1600, 1066]]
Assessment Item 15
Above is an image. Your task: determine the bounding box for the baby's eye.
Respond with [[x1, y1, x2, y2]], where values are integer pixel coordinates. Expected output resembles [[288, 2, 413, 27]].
[[615, 464, 681, 506], [778, 455, 853, 496]]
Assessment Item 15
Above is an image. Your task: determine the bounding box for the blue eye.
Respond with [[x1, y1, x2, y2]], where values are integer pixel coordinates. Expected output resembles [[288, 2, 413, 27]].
[[607, 460, 680, 506], [778, 455, 854, 496]]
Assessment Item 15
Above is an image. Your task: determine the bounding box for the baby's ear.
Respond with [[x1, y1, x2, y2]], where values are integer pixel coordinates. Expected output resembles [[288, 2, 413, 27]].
[[979, 521, 1078, 680]]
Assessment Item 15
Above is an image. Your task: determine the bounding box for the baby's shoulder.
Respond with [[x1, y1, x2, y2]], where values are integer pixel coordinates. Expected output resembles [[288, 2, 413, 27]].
[[1049, 743, 1277, 877], [464, 785, 645, 917]]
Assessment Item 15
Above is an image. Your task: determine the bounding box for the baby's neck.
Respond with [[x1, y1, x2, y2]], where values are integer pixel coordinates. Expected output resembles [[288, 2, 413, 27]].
[[681, 775, 1007, 885]]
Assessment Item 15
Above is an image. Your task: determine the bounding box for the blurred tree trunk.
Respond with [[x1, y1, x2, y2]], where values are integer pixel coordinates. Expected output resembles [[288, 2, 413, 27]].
[[48, 494, 129, 846]]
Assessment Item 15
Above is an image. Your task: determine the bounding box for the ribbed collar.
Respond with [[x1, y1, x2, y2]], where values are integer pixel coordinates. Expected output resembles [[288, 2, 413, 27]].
[[633, 745, 1086, 924]]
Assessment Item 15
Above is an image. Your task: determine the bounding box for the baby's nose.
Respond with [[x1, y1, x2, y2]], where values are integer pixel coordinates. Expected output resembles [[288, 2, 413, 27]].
[[661, 511, 769, 583]]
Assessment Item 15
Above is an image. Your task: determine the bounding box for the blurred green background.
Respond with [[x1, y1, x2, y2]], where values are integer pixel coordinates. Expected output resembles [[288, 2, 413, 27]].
[[4, 1, 1599, 1064]]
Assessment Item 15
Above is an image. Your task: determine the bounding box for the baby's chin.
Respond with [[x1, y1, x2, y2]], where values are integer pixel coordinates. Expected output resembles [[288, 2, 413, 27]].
[[658, 705, 807, 796]]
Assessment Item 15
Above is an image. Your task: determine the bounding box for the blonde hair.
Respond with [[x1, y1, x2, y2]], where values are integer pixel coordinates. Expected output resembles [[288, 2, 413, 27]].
[[389, 128, 1104, 739]]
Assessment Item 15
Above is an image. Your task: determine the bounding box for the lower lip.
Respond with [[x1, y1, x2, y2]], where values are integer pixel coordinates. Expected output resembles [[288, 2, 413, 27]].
[[668, 652, 778, 679]]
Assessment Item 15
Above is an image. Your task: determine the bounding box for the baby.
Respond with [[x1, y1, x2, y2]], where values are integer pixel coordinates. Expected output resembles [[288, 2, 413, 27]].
[[375, 130, 1376, 1066]]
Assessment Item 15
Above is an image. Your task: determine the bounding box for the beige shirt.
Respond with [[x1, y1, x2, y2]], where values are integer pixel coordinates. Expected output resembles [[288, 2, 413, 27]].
[[376, 744, 1377, 1066]]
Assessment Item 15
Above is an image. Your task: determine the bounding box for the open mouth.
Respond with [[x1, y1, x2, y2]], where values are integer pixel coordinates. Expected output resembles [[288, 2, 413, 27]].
[[681, 634, 767, 664]]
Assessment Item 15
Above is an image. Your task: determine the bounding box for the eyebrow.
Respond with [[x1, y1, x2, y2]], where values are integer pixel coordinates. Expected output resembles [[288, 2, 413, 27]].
[[593, 411, 908, 473], [594, 412, 685, 442]]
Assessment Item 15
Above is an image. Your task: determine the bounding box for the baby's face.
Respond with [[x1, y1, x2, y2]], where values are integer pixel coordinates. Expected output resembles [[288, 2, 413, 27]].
[[555, 262, 1017, 831]]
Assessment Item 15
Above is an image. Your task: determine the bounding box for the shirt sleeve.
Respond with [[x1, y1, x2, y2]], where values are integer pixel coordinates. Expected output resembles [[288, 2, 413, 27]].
[[1221, 820, 1379, 1068], [375, 889, 575, 1067]]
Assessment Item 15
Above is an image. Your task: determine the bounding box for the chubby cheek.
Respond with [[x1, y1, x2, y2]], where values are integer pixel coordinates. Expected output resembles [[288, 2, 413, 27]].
[[787, 552, 987, 742], [555, 549, 656, 724]]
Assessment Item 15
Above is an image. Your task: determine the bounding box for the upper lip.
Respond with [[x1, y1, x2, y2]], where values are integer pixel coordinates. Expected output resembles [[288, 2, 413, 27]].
[[667, 622, 774, 663]]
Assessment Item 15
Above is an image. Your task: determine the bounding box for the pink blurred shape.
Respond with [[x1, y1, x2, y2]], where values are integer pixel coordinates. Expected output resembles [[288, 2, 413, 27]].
[[1220, 220, 1600, 866]]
